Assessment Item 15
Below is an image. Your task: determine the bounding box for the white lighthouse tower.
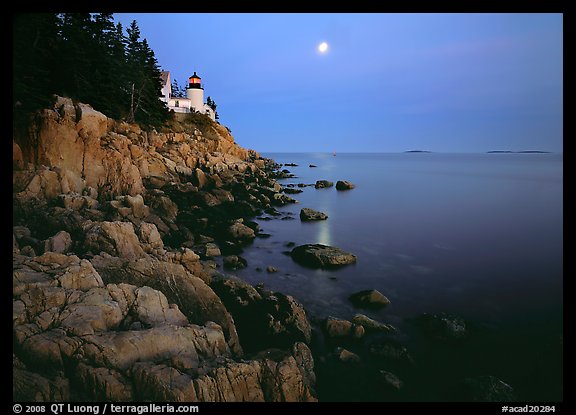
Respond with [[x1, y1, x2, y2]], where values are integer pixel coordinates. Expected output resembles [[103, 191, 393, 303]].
[[186, 72, 204, 113]]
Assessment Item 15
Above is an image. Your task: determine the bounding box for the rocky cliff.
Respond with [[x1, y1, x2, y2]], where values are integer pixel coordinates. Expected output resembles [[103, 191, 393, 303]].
[[13, 96, 314, 402]]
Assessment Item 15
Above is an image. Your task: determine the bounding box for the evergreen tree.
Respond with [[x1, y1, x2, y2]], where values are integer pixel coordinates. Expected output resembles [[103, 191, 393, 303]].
[[13, 14, 169, 128], [171, 79, 186, 98], [13, 13, 61, 112]]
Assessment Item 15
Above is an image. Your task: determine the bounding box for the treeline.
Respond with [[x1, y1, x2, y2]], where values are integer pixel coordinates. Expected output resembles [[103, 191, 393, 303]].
[[13, 13, 169, 127]]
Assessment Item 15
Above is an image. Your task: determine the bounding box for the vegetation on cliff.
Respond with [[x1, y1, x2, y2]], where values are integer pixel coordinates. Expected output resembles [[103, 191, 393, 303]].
[[13, 13, 169, 128]]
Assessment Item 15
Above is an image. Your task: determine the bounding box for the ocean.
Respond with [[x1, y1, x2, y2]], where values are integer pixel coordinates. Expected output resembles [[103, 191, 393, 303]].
[[234, 152, 563, 401]]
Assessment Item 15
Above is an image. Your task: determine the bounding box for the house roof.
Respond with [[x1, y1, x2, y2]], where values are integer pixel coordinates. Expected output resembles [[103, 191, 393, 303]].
[[160, 71, 170, 86]]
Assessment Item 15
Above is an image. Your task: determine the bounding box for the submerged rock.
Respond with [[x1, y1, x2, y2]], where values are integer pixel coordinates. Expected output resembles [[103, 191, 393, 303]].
[[368, 339, 415, 366], [460, 376, 516, 402], [349, 289, 390, 309], [299, 208, 328, 221], [379, 370, 404, 391], [413, 312, 468, 340], [290, 244, 357, 268]]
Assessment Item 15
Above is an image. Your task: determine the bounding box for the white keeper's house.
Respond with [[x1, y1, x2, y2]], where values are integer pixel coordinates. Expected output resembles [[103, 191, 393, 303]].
[[160, 71, 216, 121]]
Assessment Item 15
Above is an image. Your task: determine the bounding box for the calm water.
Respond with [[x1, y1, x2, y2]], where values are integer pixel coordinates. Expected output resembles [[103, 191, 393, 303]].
[[234, 152, 563, 400]]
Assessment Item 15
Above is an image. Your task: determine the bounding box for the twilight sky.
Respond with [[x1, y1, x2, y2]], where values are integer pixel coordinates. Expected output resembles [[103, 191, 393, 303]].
[[115, 13, 563, 153]]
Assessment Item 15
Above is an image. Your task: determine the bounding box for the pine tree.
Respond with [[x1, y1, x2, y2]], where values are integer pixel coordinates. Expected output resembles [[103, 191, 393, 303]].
[[13, 13, 61, 112], [14, 14, 169, 128]]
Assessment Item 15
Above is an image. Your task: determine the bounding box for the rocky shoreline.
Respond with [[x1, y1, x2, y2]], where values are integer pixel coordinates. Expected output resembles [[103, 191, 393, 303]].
[[13, 97, 539, 402], [13, 97, 315, 402]]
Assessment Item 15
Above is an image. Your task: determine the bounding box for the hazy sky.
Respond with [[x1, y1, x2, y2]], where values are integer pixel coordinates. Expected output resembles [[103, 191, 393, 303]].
[[115, 13, 563, 153]]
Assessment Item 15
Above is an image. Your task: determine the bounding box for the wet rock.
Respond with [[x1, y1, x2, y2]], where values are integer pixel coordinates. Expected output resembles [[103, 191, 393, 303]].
[[368, 339, 415, 366], [336, 180, 355, 190], [211, 276, 311, 352], [351, 314, 396, 333], [272, 193, 298, 206], [204, 242, 222, 257], [460, 376, 516, 402], [223, 255, 248, 270], [290, 244, 357, 268], [352, 324, 365, 339], [283, 188, 303, 194], [266, 266, 278, 273], [227, 220, 256, 241], [379, 370, 404, 391], [413, 312, 468, 340], [299, 208, 328, 221], [325, 317, 353, 338], [314, 180, 333, 189], [335, 348, 361, 364], [349, 289, 390, 309]]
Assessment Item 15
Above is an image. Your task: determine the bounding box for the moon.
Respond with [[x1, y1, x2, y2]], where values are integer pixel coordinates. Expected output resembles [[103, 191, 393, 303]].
[[318, 42, 328, 53]]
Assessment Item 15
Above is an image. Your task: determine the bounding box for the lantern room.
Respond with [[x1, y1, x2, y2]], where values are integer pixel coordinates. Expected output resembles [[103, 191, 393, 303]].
[[188, 72, 203, 89]]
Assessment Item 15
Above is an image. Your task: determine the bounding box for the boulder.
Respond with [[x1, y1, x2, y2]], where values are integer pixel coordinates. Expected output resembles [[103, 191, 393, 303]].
[[314, 180, 333, 189], [204, 243, 222, 257], [412, 312, 467, 340], [351, 314, 396, 333], [325, 317, 353, 338], [211, 276, 311, 352], [137, 222, 164, 250], [83, 221, 146, 259], [299, 208, 328, 221], [227, 220, 256, 241], [131, 343, 317, 402], [126, 194, 148, 218], [349, 289, 390, 309], [290, 244, 357, 268], [43, 230, 73, 254], [336, 180, 355, 190], [223, 255, 248, 270], [336, 348, 361, 364], [91, 255, 242, 356], [132, 286, 188, 327]]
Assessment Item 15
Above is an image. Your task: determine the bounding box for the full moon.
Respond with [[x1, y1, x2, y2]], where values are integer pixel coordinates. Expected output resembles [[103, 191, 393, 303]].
[[318, 42, 328, 53]]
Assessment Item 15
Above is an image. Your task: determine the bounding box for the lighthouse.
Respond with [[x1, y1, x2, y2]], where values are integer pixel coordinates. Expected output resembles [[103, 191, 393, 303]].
[[186, 72, 204, 113]]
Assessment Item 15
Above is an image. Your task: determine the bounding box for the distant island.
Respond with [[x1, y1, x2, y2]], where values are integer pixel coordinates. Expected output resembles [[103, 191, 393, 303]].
[[404, 150, 432, 153], [487, 150, 551, 154]]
